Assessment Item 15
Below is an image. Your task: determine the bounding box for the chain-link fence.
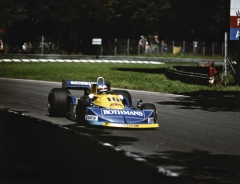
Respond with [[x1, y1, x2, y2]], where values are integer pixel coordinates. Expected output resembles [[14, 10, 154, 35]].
[[99, 39, 225, 57], [2, 38, 228, 57]]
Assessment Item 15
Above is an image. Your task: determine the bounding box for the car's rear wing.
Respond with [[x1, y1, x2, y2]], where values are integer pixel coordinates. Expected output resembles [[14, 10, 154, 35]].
[[62, 80, 97, 90], [62, 79, 111, 95]]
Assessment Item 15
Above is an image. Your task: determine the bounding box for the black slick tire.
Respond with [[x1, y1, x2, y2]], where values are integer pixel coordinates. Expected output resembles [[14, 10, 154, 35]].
[[47, 88, 70, 117]]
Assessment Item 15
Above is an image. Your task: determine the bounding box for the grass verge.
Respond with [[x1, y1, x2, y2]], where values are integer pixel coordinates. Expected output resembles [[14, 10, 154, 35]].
[[0, 62, 239, 98]]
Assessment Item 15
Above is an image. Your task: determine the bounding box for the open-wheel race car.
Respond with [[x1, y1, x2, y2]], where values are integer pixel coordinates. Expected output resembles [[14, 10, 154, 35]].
[[47, 77, 159, 128]]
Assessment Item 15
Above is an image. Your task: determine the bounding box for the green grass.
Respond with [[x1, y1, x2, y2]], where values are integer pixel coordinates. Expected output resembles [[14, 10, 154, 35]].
[[0, 62, 239, 98]]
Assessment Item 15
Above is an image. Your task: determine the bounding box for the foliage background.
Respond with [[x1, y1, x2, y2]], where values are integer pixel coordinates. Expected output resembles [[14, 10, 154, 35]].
[[0, 0, 230, 54]]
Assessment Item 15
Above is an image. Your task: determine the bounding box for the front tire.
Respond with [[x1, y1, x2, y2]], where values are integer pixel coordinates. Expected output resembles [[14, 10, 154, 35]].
[[47, 88, 70, 117]]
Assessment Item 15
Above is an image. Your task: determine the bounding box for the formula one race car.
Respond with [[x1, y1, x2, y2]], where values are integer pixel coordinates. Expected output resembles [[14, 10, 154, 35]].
[[47, 77, 159, 128]]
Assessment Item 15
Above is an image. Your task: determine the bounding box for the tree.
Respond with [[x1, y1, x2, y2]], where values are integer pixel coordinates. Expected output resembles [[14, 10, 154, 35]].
[[0, 0, 231, 52], [169, 0, 230, 42]]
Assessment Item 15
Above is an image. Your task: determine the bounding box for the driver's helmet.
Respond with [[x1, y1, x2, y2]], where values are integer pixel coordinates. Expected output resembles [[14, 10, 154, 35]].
[[97, 84, 108, 93]]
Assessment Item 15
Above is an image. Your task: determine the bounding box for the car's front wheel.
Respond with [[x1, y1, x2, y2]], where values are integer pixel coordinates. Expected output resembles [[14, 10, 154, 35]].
[[47, 88, 70, 117]]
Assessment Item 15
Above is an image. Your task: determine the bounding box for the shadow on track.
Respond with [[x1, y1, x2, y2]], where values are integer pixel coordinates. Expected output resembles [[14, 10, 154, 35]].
[[1, 108, 240, 184], [144, 150, 240, 184], [67, 124, 240, 184], [0, 109, 178, 184], [156, 96, 240, 112]]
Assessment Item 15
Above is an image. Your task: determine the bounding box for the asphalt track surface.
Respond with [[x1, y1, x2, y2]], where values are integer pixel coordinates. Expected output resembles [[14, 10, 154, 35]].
[[0, 78, 240, 183]]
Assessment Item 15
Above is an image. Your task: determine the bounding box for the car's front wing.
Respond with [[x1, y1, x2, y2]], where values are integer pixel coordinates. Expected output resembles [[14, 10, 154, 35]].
[[85, 108, 159, 128]]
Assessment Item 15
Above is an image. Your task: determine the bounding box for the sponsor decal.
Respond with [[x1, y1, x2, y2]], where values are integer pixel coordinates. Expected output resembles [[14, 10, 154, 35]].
[[102, 110, 143, 116], [122, 124, 139, 128], [70, 81, 97, 85], [86, 115, 98, 121], [110, 102, 122, 106], [148, 117, 155, 124]]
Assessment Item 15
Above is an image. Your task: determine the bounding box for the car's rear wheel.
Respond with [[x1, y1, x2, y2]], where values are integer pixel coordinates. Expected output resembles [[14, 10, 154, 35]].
[[111, 90, 132, 106], [47, 88, 70, 117], [141, 103, 157, 121], [76, 99, 91, 126]]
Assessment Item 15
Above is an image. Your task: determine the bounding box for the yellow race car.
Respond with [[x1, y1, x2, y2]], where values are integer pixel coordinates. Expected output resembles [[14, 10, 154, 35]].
[[48, 77, 159, 128]]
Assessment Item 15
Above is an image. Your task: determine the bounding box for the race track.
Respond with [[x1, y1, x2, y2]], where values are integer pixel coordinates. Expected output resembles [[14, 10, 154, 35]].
[[0, 78, 240, 183]]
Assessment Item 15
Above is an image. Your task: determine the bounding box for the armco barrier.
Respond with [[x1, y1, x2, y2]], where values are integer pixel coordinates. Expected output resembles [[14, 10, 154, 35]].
[[165, 67, 210, 85]]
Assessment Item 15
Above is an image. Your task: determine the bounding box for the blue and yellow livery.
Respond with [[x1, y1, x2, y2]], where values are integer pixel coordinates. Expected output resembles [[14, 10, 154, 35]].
[[47, 77, 159, 128]]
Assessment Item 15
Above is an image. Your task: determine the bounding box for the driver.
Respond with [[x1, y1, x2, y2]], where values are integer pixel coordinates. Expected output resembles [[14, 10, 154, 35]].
[[97, 84, 108, 94]]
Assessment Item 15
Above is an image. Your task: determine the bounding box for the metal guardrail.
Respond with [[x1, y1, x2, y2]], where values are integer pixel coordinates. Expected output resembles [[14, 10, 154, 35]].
[[165, 67, 210, 85]]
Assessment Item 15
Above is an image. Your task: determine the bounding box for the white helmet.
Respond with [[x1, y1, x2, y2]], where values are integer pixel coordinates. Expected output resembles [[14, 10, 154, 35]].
[[98, 84, 108, 93]]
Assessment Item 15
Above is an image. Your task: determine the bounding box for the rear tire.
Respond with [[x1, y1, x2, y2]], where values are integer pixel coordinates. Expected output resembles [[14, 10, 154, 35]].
[[111, 90, 132, 106], [47, 88, 70, 117], [141, 103, 157, 121]]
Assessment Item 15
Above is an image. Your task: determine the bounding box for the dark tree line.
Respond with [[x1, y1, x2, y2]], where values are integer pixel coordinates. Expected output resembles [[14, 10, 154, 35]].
[[0, 0, 230, 54]]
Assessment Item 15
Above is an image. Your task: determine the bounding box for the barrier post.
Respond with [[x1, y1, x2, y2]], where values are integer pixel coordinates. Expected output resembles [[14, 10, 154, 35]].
[[41, 36, 44, 54]]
